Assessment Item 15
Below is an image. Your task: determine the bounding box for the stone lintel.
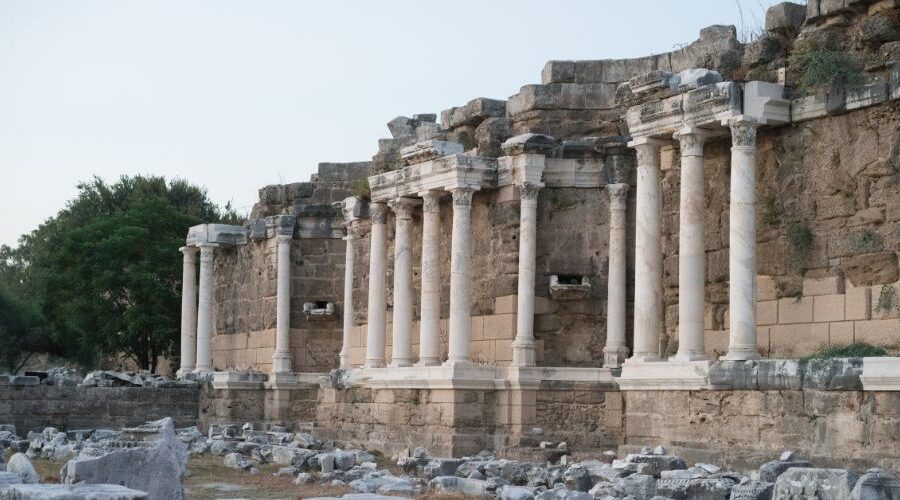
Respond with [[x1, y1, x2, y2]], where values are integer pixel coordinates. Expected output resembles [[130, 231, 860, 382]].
[[334, 196, 369, 224], [186, 223, 249, 247], [741, 81, 790, 125], [265, 214, 296, 239], [368, 154, 497, 202], [860, 357, 900, 391], [211, 371, 267, 390], [507, 153, 546, 188], [617, 360, 713, 390], [360, 365, 497, 390], [501, 133, 556, 156], [626, 81, 741, 140], [400, 140, 465, 165]]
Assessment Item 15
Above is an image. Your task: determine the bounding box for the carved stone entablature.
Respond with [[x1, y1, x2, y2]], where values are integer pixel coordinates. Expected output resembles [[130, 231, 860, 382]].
[[400, 140, 464, 165], [626, 82, 741, 139], [741, 81, 790, 125], [333, 197, 369, 225], [501, 133, 556, 156], [368, 154, 497, 202], [629, 70, 675, 95], [265, 214, 296, 239], [186, 223, 249, 247]]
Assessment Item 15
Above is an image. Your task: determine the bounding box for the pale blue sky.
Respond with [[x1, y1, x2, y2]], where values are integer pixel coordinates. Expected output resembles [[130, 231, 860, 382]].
[[0, 0, 781, 246]]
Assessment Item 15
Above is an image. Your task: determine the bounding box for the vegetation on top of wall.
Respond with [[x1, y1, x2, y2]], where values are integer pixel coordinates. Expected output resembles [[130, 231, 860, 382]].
[[850, 227, 883, 254], [352, 178, 371, 200], [801, 342, 889, 360], [788, 44, 864, 94]]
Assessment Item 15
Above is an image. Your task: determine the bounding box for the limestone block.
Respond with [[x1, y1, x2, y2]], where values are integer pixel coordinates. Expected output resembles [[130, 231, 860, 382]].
[[804, 358, 864, 390], [757, 300, 778, 326], [773, 468, 859, 499], [765, 2, 806, 33], [790, 95, 828, 122], [471, 316, 485, 342], [440, 98, 506, 129], [1, 484, 149, 499], [758, 359, 803, 389], [730, 479, 774, 499], [845, 287, 872, 320], [743, 81, 790, 125], [855, 318, 900, 345], [495, 295, 518, 314], [758, 460, 812, 482], [541, 60, 575, 84], [846, 82, 889, 111], [769, 323, 828, 357], [847, 207, 885, 226], [842, 253, 899, 287], [850, 468, 900, 499], [829, 321, 855, 345], [813, 294, 846, 322], [758, 276, 778, 301], [6, 453, 38, 483], [777, 297, 813, 324], [803, 276, 844, 296]]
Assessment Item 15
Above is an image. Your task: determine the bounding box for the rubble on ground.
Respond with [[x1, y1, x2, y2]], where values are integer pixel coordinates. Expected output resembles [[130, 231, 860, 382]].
[[80, 370, 198, 388]]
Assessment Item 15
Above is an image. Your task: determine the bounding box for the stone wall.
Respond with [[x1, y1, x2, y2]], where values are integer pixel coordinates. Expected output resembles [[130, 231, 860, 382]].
[[0, 385, 199, 434], [198, 386, 318, 429]]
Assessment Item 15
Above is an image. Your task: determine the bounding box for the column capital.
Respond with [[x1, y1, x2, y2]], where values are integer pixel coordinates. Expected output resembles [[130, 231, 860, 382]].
[[728, 116, 759, 149], [673, 127, 713, 157], [388, 197, 421, 220], [449, 187, 476, 208], [370, 202, 388, 225], [179, 246, 199, 256], [607, 183, 629, 209], [419, 190, 444, 213], [275, 234, 293, 245], [519, 182, 542, 202], [629, 139, 666, 166]]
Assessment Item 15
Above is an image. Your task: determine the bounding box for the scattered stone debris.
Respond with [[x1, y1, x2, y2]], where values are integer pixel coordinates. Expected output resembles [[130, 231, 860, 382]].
[[80, 370, 198, 388]]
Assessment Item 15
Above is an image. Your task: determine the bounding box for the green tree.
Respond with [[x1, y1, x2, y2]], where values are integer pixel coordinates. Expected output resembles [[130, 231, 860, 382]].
[[3, 175, 240, 372], [0, 284, 49, 373]]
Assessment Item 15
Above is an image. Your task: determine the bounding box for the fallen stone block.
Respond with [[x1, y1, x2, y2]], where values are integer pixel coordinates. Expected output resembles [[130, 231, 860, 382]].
[[6, 453, 39, 484], [758, 459, 812, 483], [429, 476, 490, 496], [423, 458, 465, 479], [656, 477, 735, 499], [64, 417, 187, 500], [0, 483, 149, 499], [850, 468, 900, 499], [728, 480, 773, 499], [535, 484, 593, 499], [773, 467, 859, 499], [624, 454, 688, 477]]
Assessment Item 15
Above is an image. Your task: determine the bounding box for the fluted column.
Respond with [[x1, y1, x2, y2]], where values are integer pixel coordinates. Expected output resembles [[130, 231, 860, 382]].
[[272, 235, 293, 373], [446, 187, 475, 366], [627, 139, 666, 363], [365, 202, 388, 368], [194, 243, 217, 373], [512, 183, 542, 366], [389, 197, 420, 367], [673, 128, 710, 361], [725, 117, 762, 360], [604, 183, 630, 367], [178, 246, 199, 377], [340, 222, 357, 369], [417, 190, 442, 366]]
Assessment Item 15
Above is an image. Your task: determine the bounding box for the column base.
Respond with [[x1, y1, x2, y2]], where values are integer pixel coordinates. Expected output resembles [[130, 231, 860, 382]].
[[273, 352, 292, 374], [389, 359, 413, 368], [415, 358, 441, 367], [602, 346, 630, 368], [720, 347, 761, 361], [618, 359, 712, 390], [365, 359, 386, 368], [339, 353, 350, 369], [176, 368, 195, 379], [671, 352, 709, 362], [442, 358, 473, 368], [623, 353, 662, 365], [511, 343, 536, 367]]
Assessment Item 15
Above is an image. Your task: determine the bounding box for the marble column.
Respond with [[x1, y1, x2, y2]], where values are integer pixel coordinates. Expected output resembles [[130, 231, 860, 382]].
[[446, 187, 475, 366], [365, 203, 388, 368], [628, 139, 666, 363], [725, 117, 762, 360], [194, 243, 217, 373], [417, 190, 442, 366], [272, 235, 293, 373], [603, 183, 630, 367], [673, 128, 710, 361], [178, 246, 199, 377], [512, 183, 542, 366], [389, 197, 420, 367], [340, 222, 357, 369]]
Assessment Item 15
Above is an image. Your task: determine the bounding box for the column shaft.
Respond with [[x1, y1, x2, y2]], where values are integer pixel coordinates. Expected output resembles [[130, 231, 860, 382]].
[[340, 225, 356, 368], [418, 191, 442, 366], [725, 118, 762, 360], [629, 140, 664, 362], [365, 203, 388, 368], [674, 129, 709, 361], [446, 188, 475, 365], [178, 247, 198, 376], [512, 184, 541, 366], [604, 183, 630, 367], [273, 235, 292, 373], [195, 244, 216, 373], [389, 198, 419, 367]]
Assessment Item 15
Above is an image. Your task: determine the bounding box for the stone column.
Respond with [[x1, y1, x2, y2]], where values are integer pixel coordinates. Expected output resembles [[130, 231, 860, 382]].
[[365, 202, 388, 368], [418, 190, 442, 366], [194, 243, 217, 373], [725, 118, 762, 360], [673, 128, 710, 361], [340, 222, 357, 369], [272, 234, 293, 373], [446, 187, 475, 366], [627, 139, 666, 363], [389, 197, 420, 367], [512, 183, 542, 366], [178, 246, 199, 377], [604, 183, 630, 367]]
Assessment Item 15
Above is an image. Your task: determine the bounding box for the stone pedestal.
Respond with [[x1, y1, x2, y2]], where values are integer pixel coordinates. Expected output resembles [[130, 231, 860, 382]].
[[418, 191, 443, 366], [724, 118, 762, 360], [273, 235, 293, 373], [627, 139, 667, 364], [604, 183, 630, 367], [177, 246, 198, 377], [389, 198, 420, 367], [673, 128, 709, 362], [446, 188, 475, 366], [366, 203, 388, 368], [194, 243, 217, 374], [512, 184, 542, 366]]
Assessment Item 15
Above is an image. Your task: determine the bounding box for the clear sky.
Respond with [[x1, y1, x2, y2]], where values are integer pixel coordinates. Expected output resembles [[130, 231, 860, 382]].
[[0, 0, 781, 247]]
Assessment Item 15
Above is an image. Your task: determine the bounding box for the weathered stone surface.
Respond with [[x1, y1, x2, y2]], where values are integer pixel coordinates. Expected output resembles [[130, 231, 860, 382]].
[[5, 454, 38, 484], [0, 483, 149, 499], [803, 358, 864, 391], [842, 253, 900, 286], [765, 2, 806, 34], [64, 418, 187, 500], [657, 477, 735, 499], [759, 459, 813, 483], [428, 476, 489, 496], [423, 458, 464, 479], [773, 468, 859, 499], [850, 468, 900, 499], [441, 98, 507, 129], [729, 480, 774, 499]]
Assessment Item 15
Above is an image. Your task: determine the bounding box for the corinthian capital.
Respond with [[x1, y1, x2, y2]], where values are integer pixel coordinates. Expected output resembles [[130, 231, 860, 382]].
[[607, 183, 629, 209], [673, 127, 709, 157], [519, 182, 542, 202], [388, 197, 421, 220], [450, 187, 475, 208], [729, 117, 758, 149], [370, 202, 388, 225]]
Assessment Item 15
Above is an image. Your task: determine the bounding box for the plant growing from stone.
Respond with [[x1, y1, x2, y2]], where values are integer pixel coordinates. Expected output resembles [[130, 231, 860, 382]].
[[788, 44, 864, 95]]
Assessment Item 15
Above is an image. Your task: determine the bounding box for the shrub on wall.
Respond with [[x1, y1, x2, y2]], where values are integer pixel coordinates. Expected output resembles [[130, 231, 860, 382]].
[[788, 44, 864, 94]]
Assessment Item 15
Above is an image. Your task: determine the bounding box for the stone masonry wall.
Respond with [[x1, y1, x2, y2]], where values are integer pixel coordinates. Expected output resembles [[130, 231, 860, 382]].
[[1, 385, 199, 434]]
